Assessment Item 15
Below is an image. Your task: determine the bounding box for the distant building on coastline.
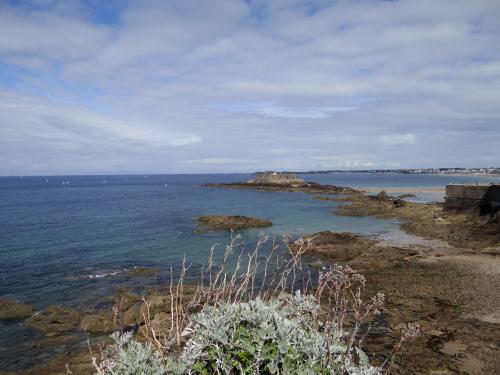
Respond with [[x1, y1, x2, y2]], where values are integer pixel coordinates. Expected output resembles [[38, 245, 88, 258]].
[[248, 171, 305, 185]]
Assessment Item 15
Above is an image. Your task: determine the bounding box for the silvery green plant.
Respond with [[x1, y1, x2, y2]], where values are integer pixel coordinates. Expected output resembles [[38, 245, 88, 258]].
[[180, 291, 380, 374], [92, 331, 185, 375], [95, 292, 379, 374]]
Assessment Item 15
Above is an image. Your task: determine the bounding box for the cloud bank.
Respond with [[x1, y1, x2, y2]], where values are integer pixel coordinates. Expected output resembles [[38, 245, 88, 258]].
[[1, 0, 499, 175]]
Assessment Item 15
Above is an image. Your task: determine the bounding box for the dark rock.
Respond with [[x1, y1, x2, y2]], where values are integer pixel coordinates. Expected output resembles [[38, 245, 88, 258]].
[[398, 193, 417, 199], [427, 330, 454, 352]]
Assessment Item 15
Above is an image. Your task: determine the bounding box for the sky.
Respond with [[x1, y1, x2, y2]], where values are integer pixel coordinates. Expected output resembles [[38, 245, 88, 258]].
[[1, 0, 500, 175]]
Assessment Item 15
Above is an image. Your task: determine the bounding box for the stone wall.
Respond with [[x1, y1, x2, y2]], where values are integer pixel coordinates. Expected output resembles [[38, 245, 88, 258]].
[[444, 184, 490, 209], [248, 172, 305, 185]]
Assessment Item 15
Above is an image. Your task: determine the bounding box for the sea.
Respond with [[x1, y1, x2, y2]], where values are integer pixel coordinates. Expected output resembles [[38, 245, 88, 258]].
[[1, 172, 499, 371]]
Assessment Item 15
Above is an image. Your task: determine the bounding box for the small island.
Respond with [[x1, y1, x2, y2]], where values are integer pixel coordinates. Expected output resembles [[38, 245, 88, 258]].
[[204, 171, 358, 194], [248, 171, 306, 185], [196, 215, 272, 231]]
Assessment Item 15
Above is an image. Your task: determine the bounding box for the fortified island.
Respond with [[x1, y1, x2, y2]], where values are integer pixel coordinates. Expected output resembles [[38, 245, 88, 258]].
[[203, 171, 357, 194], [247, 171, 305, 185]]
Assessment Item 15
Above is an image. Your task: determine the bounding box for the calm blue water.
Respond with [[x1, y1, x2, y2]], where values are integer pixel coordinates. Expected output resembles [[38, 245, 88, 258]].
[[1, 172, 499, 370], [2, 172, 500, 306]]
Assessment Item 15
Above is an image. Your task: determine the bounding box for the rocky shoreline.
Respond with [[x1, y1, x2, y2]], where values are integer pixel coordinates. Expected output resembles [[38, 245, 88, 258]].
[[292, 226, 500, 373], [333, 190, 500, 250], [0, 285, 201, 375], [198, 182, 499, 372], [2, 184, 499, 374], [291, 188, 500, 373]]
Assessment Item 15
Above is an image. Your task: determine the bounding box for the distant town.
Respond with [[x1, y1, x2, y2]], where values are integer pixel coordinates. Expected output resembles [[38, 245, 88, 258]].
[[289, 167, 500, 175]]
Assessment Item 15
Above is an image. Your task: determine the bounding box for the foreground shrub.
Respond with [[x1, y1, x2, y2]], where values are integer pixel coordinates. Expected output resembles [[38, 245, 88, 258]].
[[95, 293, 379, 374], [91, 235, 419, 374], [181, 292, 378, 374]]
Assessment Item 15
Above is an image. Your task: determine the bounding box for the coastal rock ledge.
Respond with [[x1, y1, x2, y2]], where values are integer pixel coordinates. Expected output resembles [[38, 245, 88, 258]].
[[196, 215, 272, 230], [0, 297, 33, 321], [292, 231, 375, 260]]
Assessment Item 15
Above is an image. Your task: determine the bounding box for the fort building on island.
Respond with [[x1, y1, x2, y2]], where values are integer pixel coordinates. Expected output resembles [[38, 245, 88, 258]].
[[247, 171, 305, 185]]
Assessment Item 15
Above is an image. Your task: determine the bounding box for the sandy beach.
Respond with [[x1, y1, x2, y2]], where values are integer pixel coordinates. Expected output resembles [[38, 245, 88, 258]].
[[361, 186, 446, 194]]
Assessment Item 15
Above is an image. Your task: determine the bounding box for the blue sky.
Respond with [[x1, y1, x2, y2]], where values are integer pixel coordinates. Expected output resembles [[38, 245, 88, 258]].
[[1, 0, 499, 175]]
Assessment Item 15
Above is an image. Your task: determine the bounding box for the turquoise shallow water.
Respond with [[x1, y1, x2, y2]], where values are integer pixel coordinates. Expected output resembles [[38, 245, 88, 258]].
[[1, 172, 499, 370]]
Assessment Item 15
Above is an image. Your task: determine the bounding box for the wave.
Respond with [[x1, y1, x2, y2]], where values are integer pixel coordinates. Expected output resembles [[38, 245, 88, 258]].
[[65, 266, 156, 281], [65, 270, 122, 280]]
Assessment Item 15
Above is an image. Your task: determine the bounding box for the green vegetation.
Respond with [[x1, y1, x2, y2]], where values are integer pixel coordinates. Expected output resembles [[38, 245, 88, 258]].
[[95, 293, 382, 375]]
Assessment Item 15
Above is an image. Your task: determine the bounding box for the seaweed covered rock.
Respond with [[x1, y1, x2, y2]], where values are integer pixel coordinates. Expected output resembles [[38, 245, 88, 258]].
[[138, 312, 173, 340], [80, 311, 116, 334], [293, 231, 376, 260], [196, 215, 272, 231], [26, 305, 81, 336], [0, 297, 33, 321], [336, 192, 408, 217], [123, 267, 157, 278]]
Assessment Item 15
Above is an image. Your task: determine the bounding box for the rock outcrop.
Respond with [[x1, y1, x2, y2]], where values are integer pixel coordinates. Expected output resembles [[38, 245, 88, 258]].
[[334, 191, 500, 249], [80, 311, 116, 334], [293, 231, 376, 260], [0, 297, 33, 321], [196, 215, 272, 231], [26, 306, 81, 336]]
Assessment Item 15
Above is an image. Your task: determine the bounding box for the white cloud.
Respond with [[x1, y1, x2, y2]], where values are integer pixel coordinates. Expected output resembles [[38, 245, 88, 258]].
[[0, 5, 111, 61], [378, 134, 417, 145], [0, 90, 201, 174], [309, 156, 376, 168], [184, 158, 248, 165], [0, 0, 499, 174], [215, 102, 355, 119]]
